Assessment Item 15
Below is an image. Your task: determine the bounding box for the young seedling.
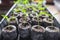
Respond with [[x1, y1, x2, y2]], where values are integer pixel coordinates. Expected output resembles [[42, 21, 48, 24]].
[[37, 13, 40, 26], [22, 0, 29, 5], [37, 0, 43, 6], [32, 6, 38, 12], [39, 11, 54, 26], [1, 15, 9, 21], [38, 7, 46, 11], [13, 8, 21, 13], [15, 0, 23, 4], [36, 0, 45, 11], [21, 7, 28, 21], [39, 11, 51, 17]]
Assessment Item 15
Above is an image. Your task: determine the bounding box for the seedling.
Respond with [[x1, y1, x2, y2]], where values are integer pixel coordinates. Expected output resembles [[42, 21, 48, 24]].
[[39, 11, 54, 26], [13, 8, 20, 13], [38, 7, 46, 11], [23, 0, 29, 5], [1, 15, 9, 21], [21, 7, 28, 21], [39, 11, 51, 17], [32, 6, 38, 12]]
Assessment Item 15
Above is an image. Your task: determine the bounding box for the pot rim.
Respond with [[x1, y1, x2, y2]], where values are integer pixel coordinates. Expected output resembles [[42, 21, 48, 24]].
[[40, 15, 49, 18], [46, 26, 59, 32], [8, 16, 18, 23], [32, 25, 45, 32], [43, 18, 53, 23], [19, 17, 30, 23], [2, 25, 16, 32], [30, 12, 38, 17], [32, 17, 38, 21], [18, 23, 31, 29]]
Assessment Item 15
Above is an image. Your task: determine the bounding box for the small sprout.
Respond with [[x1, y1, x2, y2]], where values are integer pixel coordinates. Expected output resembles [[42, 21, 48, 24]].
[[23, 0, 29, 4], [39, 11, 51, 17], [17, 0, 23, 4], [38, 0, 44, 4], [10, 17, 16, 21], [32, 7, 37, 12], [38, 7, 46, 11], [1, 15, 9, 21], [14, 8, 20, 12], [14, 0, 22, 4], [17, 5, 23, 9], [37, 0, 43, 6], [21, 8, 26, 13], [25, 13, 28, 17]]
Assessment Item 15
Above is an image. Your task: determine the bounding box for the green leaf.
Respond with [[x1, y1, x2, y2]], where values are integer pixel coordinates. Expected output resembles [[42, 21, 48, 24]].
[[25, 13, 28, 16], [1, 15, 9, 20], [14, 8, 20, 12], [21, 8, 26, 13], [32, 7, 37, 11], [39, 7, 45, 11], [39, 11, 47, 16], [23, 0, 29, 4]]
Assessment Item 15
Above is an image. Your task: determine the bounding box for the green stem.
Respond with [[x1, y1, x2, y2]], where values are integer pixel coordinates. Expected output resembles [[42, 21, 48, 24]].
[[37, 15, 40, 29], [51, 16, 54, 26]]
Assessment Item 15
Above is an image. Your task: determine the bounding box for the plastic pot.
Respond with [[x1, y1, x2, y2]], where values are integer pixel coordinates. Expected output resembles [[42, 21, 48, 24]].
[[39, 16, 43, 26], [11, 12, 19, 17], [27, 7, 32, 12], [31, 17, 38, 26], [8, 16, 18, 26], [2, 25, 17, 40], [39, 15, 48, 20], [19, 17, 30, 23], [31, 25, 45, 40], [29, 11, 38, 19], [43, 18, 53, 28], [18, 22, 31, 38], [45, 26, 59, 40], [17, 12, 24, 19]]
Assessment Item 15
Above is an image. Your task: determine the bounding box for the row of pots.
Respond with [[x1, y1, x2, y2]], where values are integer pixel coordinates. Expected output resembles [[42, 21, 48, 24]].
[[12, 11, 53, 28], [1, 24, 60, 40]]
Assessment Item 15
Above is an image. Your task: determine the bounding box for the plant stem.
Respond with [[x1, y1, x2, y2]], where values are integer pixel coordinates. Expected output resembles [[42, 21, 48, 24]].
[[51, 16, 54, 26], [37, 15, 40, 29]]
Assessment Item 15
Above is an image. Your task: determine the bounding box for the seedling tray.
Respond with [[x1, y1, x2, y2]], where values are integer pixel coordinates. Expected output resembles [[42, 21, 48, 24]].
[[0, 3, 60, 40]]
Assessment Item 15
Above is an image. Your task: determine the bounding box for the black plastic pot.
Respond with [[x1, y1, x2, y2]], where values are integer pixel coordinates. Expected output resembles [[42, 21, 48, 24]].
[[18, 17, 30, 24], [11, 12, 19, 17], [39, 17, 43, 26], [29, 11, 38, 19], [31, 25, 45, 40], [17, 12, 24, 19], [39, 15, 48, 19], [27, 7, 32, 12], [8, 16, 18, 26], [18, 22, 31, 39], [38, 15, 48, 27], [45, 26, 59, 40], [31, 17, 38, 26], [43, 18, 53, 28], [2, 25, 17, 40]]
